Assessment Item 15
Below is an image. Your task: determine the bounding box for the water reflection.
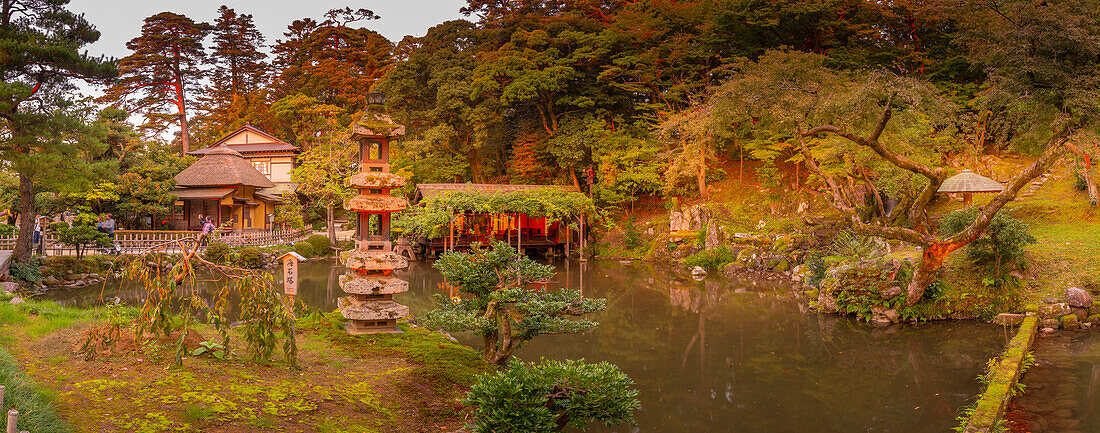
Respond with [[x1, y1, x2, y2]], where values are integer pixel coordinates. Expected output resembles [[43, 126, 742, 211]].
[[47, 258, 1006, 433]]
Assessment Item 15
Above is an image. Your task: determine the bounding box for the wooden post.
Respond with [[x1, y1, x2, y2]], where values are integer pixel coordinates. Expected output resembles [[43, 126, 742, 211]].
[[517, 213, 523, 255], [0, 385, 4, 413], [579, 215, 586, 262], [7, 409, 17, 433], [278, 252, 305, 298]]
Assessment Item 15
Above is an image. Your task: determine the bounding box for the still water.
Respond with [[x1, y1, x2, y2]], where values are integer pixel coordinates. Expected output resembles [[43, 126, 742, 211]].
[[48, 258, 1009, 433]]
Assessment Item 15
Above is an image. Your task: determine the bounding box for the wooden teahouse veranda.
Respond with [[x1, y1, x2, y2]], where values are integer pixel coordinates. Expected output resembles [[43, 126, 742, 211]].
[[170, 145, 280, 231], [410, 183, 587, 256]]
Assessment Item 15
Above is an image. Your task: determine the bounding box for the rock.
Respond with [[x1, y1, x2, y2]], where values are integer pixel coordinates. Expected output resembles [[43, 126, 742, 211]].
[[1043, 297, 1062, 304], [818, 291, 838, 314], [880, 286, 903, 299], [9, 297, 23, 305], [994, 313, 1027, 326], [772, 259, 790, 273], [1038, 303, 1071, 320], [691, 266, 707, 277], [1087, 314, 1100, 325], [618, 260, 632, 265], [870, 314, 892, 326], [43, 276, 59, 286], [1070, 306, 1089, 322], [1040, 318, 1061, 329], [1041, 327, 1056, 334], [1060, 314, 1081, 331], [1, 282, 19, 294], [1066, 287, 1092, 308], [884, 309, 900, 323], [87, 273, 100, 280]]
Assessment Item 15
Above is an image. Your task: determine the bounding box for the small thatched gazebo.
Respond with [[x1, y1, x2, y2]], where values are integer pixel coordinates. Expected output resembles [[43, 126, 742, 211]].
[[171, 145, 279, 231], [937, 169, 1004, 206]]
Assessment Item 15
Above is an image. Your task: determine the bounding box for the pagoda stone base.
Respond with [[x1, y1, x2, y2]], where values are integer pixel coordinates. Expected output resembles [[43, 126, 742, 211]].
[[345, 319, 402, 335]]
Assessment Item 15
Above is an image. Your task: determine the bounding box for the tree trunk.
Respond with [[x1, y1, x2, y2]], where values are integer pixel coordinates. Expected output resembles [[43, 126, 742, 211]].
[[13, 171, 34, 264], [696, 164, 707, 198], [905, 241, 963, 305], [1084, 156, 1098, 205], [326, 204, 336, 247]]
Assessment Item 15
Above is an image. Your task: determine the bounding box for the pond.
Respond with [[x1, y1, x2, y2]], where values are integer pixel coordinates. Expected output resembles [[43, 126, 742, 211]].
[[46, 258, 1009, 433], [1007, 331, 1100, 433]]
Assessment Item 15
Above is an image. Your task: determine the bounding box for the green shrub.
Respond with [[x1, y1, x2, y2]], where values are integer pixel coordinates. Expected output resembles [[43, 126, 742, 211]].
[[236, 247, 264, 269], [939, 207, 1037, 275], [10, 257, 42, 284], [293, 241, 315, 258], [622, 217, 643, 250], [683, 245, 737, 270], [828, 231, 886, 261], [204, 242, 230, 263], [465, 359, 639, 433], [0, 223, 16, 237], [0, 347, 68, 433], [306, 234, 332, 255]]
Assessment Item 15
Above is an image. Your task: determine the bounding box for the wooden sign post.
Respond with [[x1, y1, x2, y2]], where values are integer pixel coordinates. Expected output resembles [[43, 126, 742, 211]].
[[277, 252, 306, 297]]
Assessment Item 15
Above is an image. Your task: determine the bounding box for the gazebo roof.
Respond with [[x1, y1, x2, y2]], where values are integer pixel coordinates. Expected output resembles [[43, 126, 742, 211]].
[[937, 169, 1005, 194], [175, 145, 276, 189]]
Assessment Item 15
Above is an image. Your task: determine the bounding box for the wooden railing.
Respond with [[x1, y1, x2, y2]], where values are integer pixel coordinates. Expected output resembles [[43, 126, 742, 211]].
[[1, 228, 310, 256]]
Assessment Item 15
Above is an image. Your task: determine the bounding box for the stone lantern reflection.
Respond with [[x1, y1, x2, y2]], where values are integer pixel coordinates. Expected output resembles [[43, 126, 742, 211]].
[[337, 94, 410, 334]]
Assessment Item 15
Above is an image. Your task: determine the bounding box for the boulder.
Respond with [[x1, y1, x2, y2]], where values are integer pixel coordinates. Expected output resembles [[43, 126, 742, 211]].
[[1060, 314, 1081, 331], [994, 313, 1027, 326], [43, 276, 59, 286], [817, 291, 838, 314], [1070, 306, 1089, 322], [1, 282, 19, 294], [880, 286, 903, 300], [691, 266, 707, 277], [9, 297, 23, 305], [1038, 303, 1071, 320], [772, 259, 790, 273], [1043, 297, 1061, 304], [1066, 287, 1093, 308], [884, 309, 900, 323], [1040, 318, 1061, 329], [1087, 314, 1100, 325]]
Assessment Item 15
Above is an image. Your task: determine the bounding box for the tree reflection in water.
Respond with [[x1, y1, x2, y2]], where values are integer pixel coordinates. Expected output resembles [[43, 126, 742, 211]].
[[50, 258, 1007, 433]]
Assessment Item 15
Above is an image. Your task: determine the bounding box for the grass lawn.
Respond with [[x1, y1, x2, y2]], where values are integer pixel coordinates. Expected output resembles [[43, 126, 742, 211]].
[[0, 295, 488, 433]]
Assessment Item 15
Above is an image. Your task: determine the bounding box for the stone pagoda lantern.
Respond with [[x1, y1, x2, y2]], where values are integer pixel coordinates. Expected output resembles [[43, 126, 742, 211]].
[[337, 92, 411, 334]]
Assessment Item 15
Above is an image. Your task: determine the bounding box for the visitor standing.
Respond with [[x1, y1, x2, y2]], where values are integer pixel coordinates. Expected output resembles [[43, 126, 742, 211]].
[[32, 215, 44, 255], [103, 213, 118, 254], [201, 216, 216, 245]]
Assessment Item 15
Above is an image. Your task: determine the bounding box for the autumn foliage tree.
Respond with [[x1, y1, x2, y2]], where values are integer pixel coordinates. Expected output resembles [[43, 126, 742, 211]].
[[102, 12, 211, 154], [193, 6, 269, 140]]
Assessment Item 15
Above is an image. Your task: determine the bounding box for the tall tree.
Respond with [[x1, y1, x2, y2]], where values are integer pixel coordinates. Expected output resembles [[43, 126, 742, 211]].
[[0, 0, 116, 263], [194, 6, 269, 141], [102, 12, 211, 155], [272, 8, 392, 116]]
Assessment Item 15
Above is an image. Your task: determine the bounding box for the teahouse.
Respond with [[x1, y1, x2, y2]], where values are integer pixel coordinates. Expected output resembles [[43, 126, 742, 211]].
[[170, 145, 280, 231], [187, 124, 300, 196]]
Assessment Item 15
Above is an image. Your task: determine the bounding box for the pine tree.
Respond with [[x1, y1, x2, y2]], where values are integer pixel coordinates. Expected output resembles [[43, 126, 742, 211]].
[[195, 6, 269, 139], [102, 12, 211, 155], [271, 8, 392, 115], [0, 0, 116, 264]]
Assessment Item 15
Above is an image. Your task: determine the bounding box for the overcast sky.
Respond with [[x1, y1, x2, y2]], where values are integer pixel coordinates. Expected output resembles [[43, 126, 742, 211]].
[[69, 0, 469, 64]]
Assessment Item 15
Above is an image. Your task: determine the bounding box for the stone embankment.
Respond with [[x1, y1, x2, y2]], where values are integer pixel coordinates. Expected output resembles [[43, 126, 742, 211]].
[[962, 316, 1039, 433]]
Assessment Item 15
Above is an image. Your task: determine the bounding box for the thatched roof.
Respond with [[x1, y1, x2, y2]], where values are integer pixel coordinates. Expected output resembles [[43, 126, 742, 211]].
[[175, 145, 276, 189], [937, 169, 1004, 193], [414, 183, 580, 202]]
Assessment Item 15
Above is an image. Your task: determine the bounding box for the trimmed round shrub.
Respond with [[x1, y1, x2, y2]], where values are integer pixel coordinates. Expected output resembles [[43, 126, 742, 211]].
[[293, 241, 315, 258], [306, 234, 332, 255], [236, 247, 264, 269], [204, 242, 231, 264]]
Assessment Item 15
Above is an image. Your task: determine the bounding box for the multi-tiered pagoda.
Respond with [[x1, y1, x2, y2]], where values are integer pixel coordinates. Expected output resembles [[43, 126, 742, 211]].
[[337, 92, 410, 334]]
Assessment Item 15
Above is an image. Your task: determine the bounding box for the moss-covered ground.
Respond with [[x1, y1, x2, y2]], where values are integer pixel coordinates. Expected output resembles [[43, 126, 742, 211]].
[[0, 294, 488, 433]]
